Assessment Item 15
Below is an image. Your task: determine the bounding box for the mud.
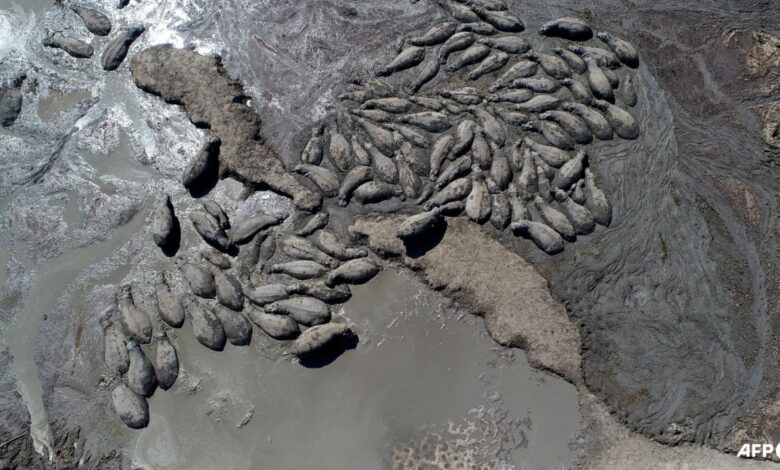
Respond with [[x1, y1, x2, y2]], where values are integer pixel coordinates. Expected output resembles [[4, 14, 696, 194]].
[[0, 0, 778, 468], [203, 0, 779, 449], [0, 346, 35, 469], [36, 89, 93, 122]]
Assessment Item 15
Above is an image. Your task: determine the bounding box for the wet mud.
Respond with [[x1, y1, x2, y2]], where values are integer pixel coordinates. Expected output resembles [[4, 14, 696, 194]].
[[154, 0, 779, 450], [0, 0, 778, 468]]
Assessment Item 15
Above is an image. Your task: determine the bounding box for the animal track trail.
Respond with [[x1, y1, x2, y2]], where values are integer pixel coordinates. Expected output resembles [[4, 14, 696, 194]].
[[107, 0, 645, 430]]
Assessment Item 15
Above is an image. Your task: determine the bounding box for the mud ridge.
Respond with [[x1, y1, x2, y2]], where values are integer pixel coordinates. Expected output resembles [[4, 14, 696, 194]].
[[129, 48, 322, 212]]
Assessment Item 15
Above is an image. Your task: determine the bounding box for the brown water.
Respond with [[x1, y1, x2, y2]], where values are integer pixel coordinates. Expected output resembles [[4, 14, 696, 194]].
[[131, 269, 581, 469], [84, 128, 155, 184], [36, 90, 93, 122]]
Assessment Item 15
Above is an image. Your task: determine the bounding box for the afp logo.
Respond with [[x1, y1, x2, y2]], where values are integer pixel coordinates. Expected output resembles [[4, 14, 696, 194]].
[[738, 443, 780, 459]]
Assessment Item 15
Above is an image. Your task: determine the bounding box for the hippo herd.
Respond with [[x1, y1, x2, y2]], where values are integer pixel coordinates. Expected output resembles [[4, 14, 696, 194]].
[[297, 2, 640, 255], [28, 0, 643, 429], [108, 188, 370, 428], [41, 4, 145, 70], [1, 3, 145, 129]]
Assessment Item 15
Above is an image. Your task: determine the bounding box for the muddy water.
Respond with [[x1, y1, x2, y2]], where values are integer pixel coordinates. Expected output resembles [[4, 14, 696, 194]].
[[37, 89, 93, 122], [0, 0, 172, 456], [4, 204, 149, 457], [131, 269, 581, 469], [84, 129, 155, 184]]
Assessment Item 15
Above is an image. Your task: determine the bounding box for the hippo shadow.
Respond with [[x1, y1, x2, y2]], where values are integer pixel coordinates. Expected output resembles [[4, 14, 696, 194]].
[[159, 218, 181, 257], [197, 233, 238, 256], [212, 242, 239, 257], [402, 218, 448, 259], [298, 334, 360, 369], [186, 162, 220, 199]]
